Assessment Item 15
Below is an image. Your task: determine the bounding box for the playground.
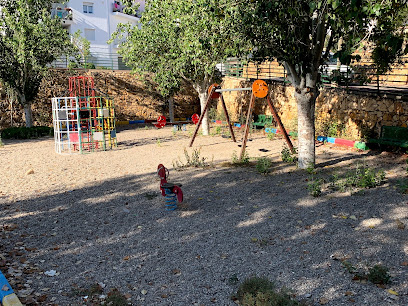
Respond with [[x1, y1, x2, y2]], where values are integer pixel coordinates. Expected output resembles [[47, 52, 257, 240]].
[[0, 124, 407, 305]]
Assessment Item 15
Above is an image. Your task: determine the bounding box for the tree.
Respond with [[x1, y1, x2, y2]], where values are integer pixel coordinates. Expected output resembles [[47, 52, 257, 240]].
[[0, 0, 73, 127], [234, 0, 407, 168], [112, 0, 239, 134], [71, 30, 91, 68]]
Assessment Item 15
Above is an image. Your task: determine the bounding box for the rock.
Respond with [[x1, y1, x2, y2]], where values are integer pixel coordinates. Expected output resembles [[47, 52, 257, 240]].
[[44, 270, 57, 277], [26, 169, 34, 175]]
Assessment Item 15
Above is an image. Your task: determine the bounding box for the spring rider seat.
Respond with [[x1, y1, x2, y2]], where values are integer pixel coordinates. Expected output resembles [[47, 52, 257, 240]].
[[157, 164, 183, 210]]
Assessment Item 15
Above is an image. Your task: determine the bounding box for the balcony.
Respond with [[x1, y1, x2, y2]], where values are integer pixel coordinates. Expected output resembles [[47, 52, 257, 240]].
[[112, 1, 140, 19], [51, 8, 73, 27]]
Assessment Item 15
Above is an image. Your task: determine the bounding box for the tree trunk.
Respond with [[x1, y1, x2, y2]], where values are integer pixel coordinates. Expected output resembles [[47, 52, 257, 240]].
[[198, 89, 209, 135], [168, 96, 175, 122], [24, 103, 33, 128], [193, 79, 211, 136], [295, 87, 317, 169], [19, 92, 33, 127]]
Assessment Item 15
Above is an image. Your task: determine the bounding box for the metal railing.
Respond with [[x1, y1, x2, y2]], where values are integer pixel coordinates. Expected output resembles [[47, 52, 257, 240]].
[[217, 57, 408, 96], [51, 8, 73, 21], [51, 52, 132, 70]]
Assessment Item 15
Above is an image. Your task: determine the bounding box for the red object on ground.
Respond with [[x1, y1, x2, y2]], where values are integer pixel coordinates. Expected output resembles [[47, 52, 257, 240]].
[[157, 164, 183, 202], [173, 185, 183, 202], [335, 138, 356, 147], [154, 115, 167, 128], [192, 114, 200, 124]]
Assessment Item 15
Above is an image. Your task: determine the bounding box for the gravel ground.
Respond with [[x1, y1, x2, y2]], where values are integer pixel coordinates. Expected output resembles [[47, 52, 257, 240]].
[[0, 125, 407, 306]]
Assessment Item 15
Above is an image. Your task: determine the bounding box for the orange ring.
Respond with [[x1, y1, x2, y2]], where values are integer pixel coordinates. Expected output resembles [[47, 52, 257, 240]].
[[252, 80, 268, 98], [208, 83, 220, 99]]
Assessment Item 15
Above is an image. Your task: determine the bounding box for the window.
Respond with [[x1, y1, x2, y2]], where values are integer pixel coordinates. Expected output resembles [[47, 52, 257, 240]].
[[84, 29, 95, 41], [83, 3, 93, 14]]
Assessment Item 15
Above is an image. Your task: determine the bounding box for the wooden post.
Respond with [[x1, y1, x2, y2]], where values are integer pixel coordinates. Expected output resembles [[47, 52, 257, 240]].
[[266, 95, 294, 153], [189, 86, 215, 147], [220, 94, 236, 142], [239, 92, 255, 160]]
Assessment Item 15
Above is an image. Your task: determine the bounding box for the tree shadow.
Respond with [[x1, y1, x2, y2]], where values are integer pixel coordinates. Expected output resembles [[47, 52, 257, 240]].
[[0, 154, 407, 305]]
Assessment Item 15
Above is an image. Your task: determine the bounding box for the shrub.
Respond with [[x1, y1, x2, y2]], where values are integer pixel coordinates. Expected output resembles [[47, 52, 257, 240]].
[[231, 151, 250, 166], [346, 164, 385, 189], [281, 147, 297, 164], [308, 178, 322, 197], [173, 148, 211, 170], [83, 62, 96, 69], [339, 260, 391, 285], [267, 133, 274, 141], [233, 276, 301, 306], [367, 265, 391, 285], [330, 164, 385, 191], [1, 126, 53, 139], [212, 125, 222, 135], [256, 157, 272, 175]]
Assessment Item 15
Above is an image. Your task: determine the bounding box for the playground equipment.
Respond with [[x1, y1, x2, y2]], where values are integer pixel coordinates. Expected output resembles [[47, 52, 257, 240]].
[[0, 271, 23, 306], [189, 80, 294, 160], [52, 76, 117, 154], [152, 114, 201, 129], [157, 164, 183, 210]]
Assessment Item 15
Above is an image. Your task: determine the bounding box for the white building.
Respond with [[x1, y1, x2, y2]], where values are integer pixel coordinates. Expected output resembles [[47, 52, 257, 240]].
[[52, 1, 144, 69]]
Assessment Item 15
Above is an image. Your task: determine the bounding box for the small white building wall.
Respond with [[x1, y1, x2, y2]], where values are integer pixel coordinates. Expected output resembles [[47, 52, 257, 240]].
[[65, 0, 141, 63], [67, 0, 111, 55]]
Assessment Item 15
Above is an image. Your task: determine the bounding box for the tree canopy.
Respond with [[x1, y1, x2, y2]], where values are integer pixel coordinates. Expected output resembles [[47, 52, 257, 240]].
[[233, 0, 407, 168], [112, 0, 240, 134], [0, 0, 72, 127], [115, 0, 406, 164]]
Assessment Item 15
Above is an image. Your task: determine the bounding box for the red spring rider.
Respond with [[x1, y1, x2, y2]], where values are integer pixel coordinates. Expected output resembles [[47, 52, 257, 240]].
[[157, 164, 183, 210], [154, 115, 167, 129]]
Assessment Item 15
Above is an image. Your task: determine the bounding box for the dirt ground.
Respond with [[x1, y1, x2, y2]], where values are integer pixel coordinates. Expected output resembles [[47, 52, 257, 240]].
[[0, 125, 407, 305]]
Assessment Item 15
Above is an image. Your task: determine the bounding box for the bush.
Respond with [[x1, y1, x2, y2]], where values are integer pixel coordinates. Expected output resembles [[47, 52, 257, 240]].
[[233, 276, 301, 306], [1, 126, 53, 139], [173, 147, 212, 170], [231, 151, 250, 166], [267, 133, 274, 141], [256, 157, 272, 174], [340, 261, 391, 285], [367, 265, 391, 285], [346, 164, 385, 189], [281, 147, 297, 164], [307, 178, 322, 197], [330, 164, 385, 191]]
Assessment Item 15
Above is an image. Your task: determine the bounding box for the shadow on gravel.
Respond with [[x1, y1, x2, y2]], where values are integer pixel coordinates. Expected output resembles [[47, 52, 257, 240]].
[[1, 156, 407, 305], [117, 135, 189, 149]]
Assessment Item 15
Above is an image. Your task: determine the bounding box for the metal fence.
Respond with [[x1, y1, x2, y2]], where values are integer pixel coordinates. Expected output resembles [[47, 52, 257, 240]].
[[217, 57, 408, 96], [51, 52, 132, 71]]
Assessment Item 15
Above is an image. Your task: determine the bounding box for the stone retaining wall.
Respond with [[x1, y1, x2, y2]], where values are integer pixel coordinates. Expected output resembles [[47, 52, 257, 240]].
[[218, 77, 408, 140]]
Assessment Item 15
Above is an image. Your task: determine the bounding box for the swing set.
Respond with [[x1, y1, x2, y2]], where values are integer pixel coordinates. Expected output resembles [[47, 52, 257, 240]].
[[189, 79, 294, 160]]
